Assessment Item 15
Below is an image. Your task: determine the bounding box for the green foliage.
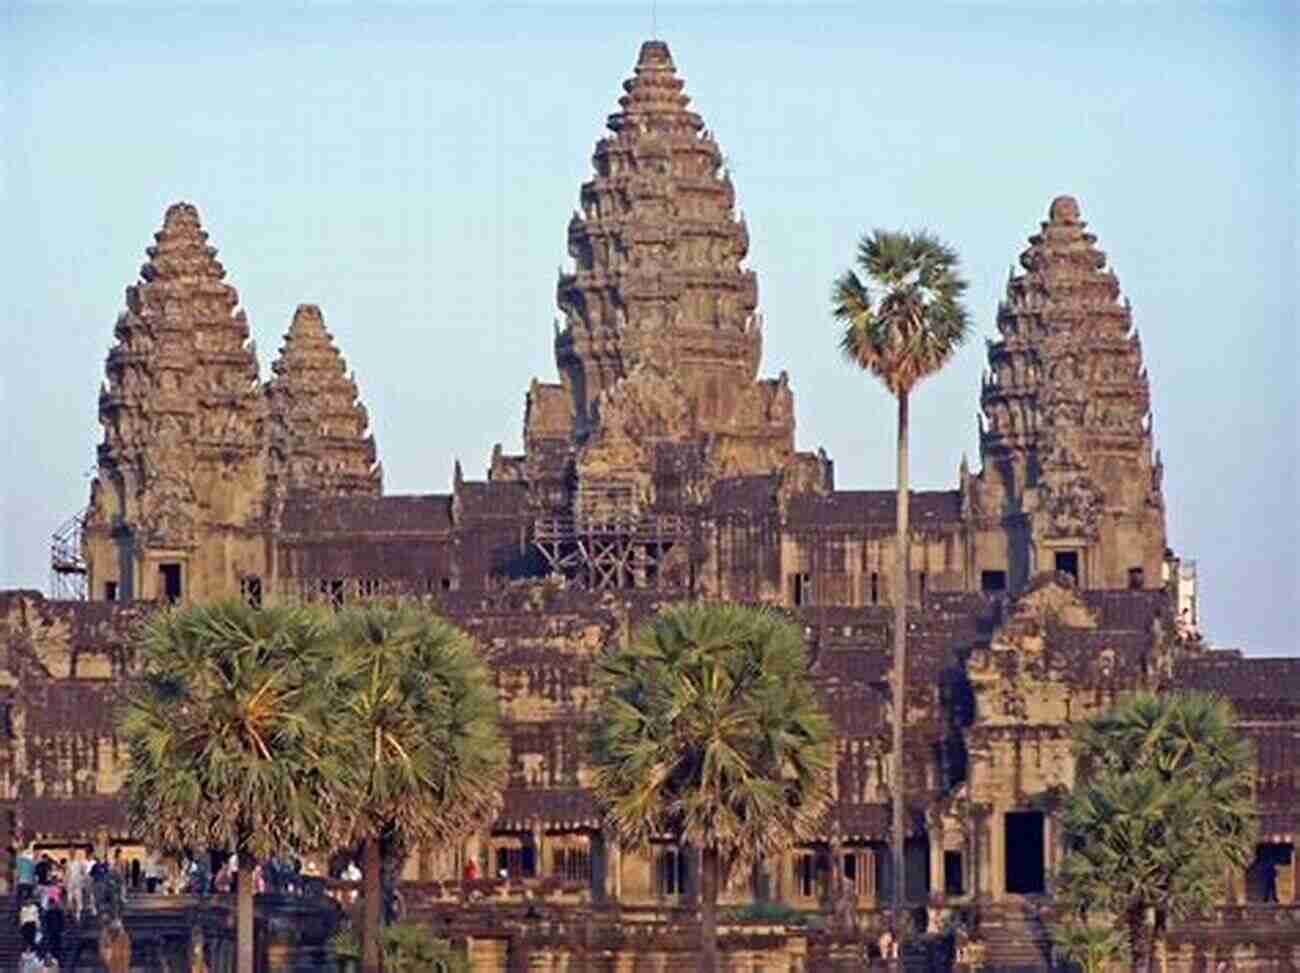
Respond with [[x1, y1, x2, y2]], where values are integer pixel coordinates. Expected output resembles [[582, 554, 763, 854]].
[[325, 599, 508, 849], [590, 601, 833, 881], [1059, 691, 1256, 968], [831, 229, 971, 396], [1049, 918, 1125, 973], [119, 599, 340, 860], [329, 921, 468, 972], [724, 900, 808, 925]]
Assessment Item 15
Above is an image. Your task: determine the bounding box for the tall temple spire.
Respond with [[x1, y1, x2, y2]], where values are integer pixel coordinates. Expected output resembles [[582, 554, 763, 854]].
[[85, 202, 266, 601], [265, 304, 381, 504], [974, 195, 1165, 589], [555, 40, 761, 439]]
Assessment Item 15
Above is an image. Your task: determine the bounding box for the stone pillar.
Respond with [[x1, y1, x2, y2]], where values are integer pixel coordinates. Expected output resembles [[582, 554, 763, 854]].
[[990, 810, 1004, 901], [929, 829, 944, 901], [1042, 814, 1053, 896], [611, 841, 622, 902], [531, 826, 545, 880]]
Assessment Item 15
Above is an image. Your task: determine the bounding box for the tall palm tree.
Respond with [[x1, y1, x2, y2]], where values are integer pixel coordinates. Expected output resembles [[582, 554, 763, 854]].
[[326, 600, 507, 973], [1062, 691, 1256, 972], [591, 602, 833, 973], [831, 230, 970, 946], [120, 599, 340, 973]]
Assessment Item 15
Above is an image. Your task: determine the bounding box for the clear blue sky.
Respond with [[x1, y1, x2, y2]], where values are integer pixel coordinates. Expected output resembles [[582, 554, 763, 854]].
[[2, 2, 1295, 654]]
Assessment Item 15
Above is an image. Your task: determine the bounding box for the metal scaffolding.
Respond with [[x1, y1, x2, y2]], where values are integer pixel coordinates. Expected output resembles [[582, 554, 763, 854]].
[[533, 512, 688, 591], [50, 510, 89, 600]]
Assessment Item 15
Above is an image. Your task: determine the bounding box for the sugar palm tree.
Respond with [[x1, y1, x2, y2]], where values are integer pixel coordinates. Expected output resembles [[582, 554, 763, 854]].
[[120, 599, 340, 973], [831, 230, 970, 946], [1062, 691, 1256, 972], [591, 602, 833, 973], [326, 600, 507, 973]]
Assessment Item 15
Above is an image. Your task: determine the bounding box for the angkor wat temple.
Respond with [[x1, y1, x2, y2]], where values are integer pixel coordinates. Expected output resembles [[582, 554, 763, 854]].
[[5, 39, 1297, 969]]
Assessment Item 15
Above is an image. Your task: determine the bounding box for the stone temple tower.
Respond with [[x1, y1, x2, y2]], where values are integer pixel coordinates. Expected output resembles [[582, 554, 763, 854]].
[[83, 203, 267, 603], [540, 41, 799, 514], [971, 196, 1166, 591], [265, 303, 382, 515]]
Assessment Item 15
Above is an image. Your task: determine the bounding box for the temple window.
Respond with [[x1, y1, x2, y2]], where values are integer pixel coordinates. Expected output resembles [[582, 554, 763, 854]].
[[944, 851, 965, 895], [981, 570, 1007, 594], [159, 563, 182, 603], [869, 572, 879, 605], [918, 571, 928, 599], [319, 578, 345, 609], [240, 576, 262, 608], [552, 846, 591, 883], [494, 844, 535, 880], [104, 581, 118, 602], [1128, 566, 1145, 589], [791, 572, 811, 607], [1054, 550, 1079, 583], [655, 846, 689, 896], [358, 578, 380, 598], [793, 852, 818, 898]]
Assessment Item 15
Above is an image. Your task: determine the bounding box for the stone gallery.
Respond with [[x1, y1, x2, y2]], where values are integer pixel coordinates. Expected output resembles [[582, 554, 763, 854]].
[[5, 39, 1297, 968]]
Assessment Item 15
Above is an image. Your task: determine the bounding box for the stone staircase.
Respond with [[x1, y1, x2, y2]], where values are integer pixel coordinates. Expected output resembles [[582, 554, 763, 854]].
[[978, 899, 1055, 972]]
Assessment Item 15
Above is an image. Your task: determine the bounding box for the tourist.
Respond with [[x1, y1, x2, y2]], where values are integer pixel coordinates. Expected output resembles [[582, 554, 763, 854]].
[[213, 858, 234, 894], [16, 843, 37, 905], [111, 848, 127, 886], [462, 858, 478, 881], [83, 851, 100, 917], [18, 945, 43, 973], [40, 882, 64, 963], [19, 895, 39, 949], [34, 853, 53, 887], [65, 849, 87, 924], [143, 850, 164, 893], [342, 859, 361, 904]]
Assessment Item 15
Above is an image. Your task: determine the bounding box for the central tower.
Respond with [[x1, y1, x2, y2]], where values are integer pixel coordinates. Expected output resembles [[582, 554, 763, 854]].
[[554, 41, 786, 460]]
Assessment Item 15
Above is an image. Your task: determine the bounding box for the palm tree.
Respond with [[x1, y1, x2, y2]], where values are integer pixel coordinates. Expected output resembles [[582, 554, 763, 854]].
[[1049, 916, 1124, 973], [1060, 692, 1256, 972], [831, 230, 970, 947], [591, 601, 833, 973], [326, 600, 507, 973], [120, 599, 340, 973]]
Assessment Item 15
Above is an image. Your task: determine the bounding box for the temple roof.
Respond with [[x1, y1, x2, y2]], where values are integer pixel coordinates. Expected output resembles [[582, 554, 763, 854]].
[[280, 493, 452, 534], [786, 490, 962, 528]]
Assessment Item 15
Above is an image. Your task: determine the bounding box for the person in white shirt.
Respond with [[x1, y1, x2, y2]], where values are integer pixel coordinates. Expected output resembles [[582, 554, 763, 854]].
[[65, 849, 87, 923], [341, 860, 361, 903]]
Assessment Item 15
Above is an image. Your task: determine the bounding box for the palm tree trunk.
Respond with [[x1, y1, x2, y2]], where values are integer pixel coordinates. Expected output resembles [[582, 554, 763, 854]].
[[1148, 908, 1167, 973], [699, 845, 719, 973], [891, 389, 910, 970], [1127, 905, 1146, 971], [362, 837, 383, 973], [236, 856, 255, 973]]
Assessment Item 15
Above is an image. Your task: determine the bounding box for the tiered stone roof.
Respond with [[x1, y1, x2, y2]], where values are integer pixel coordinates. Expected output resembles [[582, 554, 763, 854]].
[[266, 304, 381, 503], [555, 40, 761, 436], [93, 202, 263, 546], [978, 196, 1162, 544]]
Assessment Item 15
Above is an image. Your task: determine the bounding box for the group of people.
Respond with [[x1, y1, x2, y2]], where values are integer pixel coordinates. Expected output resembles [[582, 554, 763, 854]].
[[14, 844, 121, 971]]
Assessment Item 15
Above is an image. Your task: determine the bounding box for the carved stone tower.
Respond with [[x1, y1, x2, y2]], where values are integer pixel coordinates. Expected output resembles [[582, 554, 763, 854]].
[[265, 304, 381, 514], [551, 41, 795, 487], [974, 195, 1166, 590], [523, 40, 812, 589], [83, 202, 267, 603]]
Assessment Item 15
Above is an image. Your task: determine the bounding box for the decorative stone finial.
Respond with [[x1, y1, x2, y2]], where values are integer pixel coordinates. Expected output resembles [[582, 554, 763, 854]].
[[1048, 195, 1081, 224], [162, 201, 201, 227], [637, 40, 673, 67]]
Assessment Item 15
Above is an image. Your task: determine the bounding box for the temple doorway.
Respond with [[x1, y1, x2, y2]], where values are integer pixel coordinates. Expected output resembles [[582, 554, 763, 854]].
[[1246, 843, 1295, 903], [1004, 811, 1045, 894]]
